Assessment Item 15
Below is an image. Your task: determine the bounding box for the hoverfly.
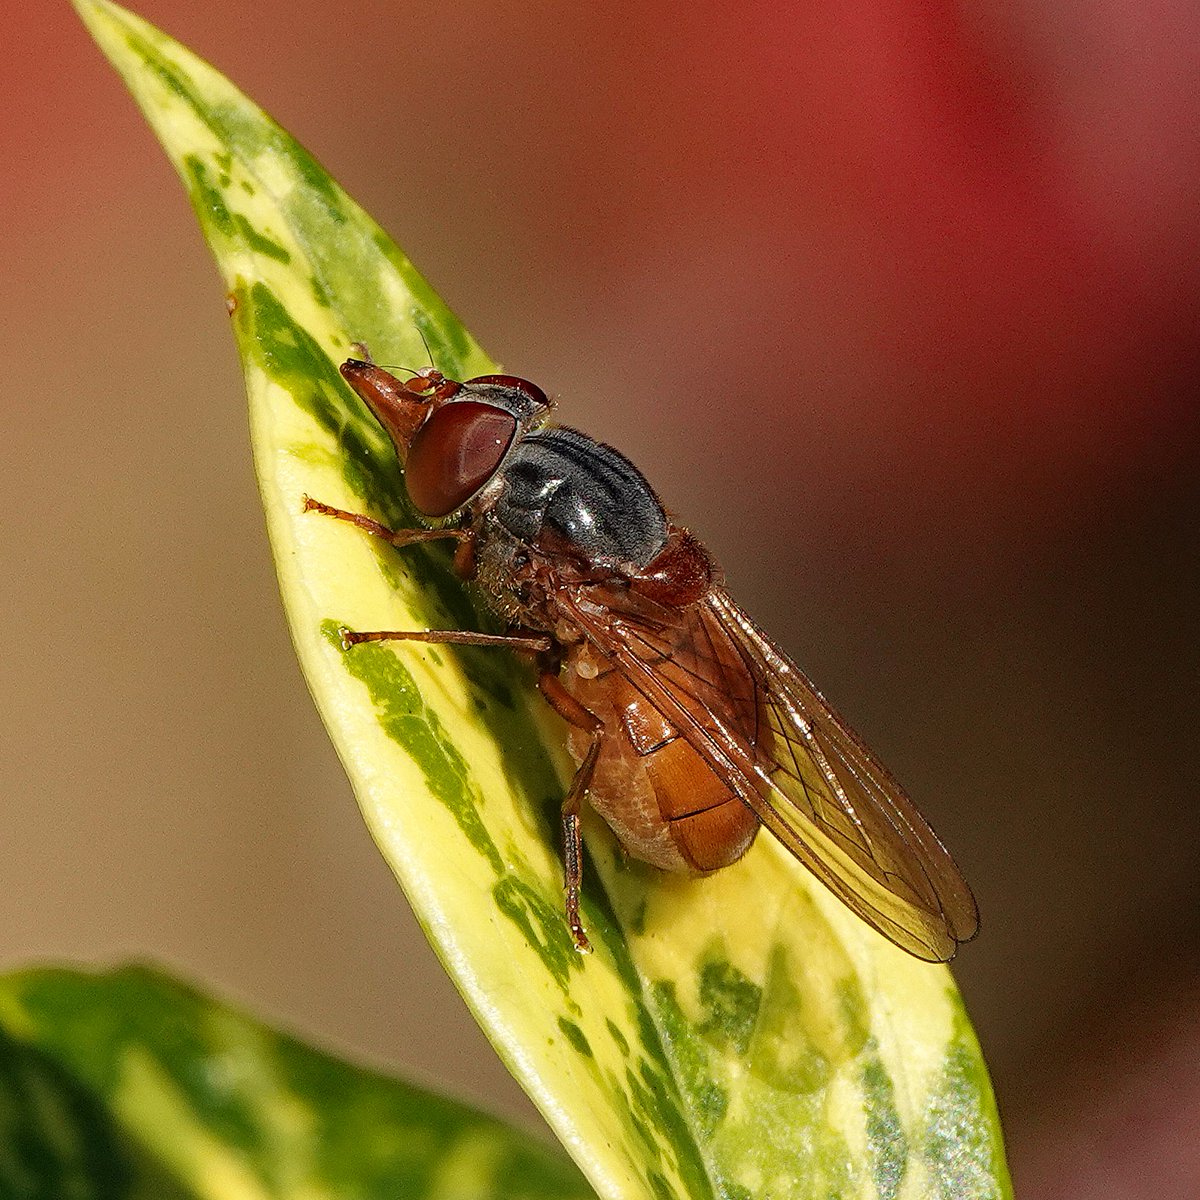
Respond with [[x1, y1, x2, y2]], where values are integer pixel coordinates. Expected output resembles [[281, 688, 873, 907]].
[[305, 355, 979, 961]]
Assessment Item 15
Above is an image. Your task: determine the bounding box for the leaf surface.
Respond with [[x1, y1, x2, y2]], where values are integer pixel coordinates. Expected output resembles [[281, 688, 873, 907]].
[[75, 4, 1013, 1197], [0, 965, 592, 1200]]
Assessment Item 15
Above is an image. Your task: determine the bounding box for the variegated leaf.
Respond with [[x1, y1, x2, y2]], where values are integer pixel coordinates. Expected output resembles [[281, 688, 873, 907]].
[[74, 3, 1013, 1197], [0, 965, 592, 1200]]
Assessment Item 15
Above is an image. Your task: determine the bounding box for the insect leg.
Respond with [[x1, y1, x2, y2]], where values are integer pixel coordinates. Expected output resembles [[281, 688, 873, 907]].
[[302, 495, 468, 550], [306, 497, 552, 650], [340, 628, 552, 652], [539, 674, 604, 954]]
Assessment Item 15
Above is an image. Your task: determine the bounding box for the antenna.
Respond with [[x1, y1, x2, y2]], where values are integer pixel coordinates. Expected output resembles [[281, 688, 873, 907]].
[[416, 324, 437, 373]]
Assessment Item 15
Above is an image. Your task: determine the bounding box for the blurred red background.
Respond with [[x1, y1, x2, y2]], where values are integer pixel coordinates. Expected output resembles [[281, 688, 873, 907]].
[[3, 2, 1198, 1195]]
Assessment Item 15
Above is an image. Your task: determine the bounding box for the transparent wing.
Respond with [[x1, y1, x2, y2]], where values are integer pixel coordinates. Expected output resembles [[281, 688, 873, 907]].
[[563, 586, 978, 961]]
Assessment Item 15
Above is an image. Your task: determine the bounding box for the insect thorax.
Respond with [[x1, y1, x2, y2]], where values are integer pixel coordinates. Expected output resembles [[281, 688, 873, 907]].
[[469, 426, 670, 631], [493, 428, 668, 566]]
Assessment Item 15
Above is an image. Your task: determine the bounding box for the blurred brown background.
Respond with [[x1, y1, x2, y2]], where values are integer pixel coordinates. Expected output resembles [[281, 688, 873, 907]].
[[3, 2, 1198, 1195]]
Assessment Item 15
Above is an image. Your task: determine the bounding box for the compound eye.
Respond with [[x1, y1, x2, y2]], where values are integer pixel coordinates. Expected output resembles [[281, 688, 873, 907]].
[[463, 374, 549, 410], [405, 401, 518, 517]]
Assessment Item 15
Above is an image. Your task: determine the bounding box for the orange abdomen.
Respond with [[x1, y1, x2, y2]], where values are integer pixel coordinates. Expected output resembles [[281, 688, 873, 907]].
[[561, 651, 760, 873]]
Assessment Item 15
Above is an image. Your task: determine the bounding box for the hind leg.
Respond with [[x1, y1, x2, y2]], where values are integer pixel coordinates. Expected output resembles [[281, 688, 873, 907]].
[[539, 674, 605, 954]]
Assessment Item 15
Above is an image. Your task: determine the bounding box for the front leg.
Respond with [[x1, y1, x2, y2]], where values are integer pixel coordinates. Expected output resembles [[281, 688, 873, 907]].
[[306, 495, 542, 651], [303, 495, 478, 579]]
